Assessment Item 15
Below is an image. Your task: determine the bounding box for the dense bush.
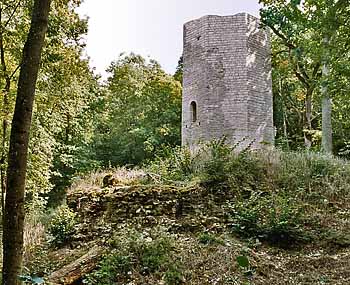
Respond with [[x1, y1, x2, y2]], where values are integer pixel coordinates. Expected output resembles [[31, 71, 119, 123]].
[[198, 139, 232, 189], [147, 146, 198, 182], [83, 252, 131, 284], [273, 151, 350, 201], [150, 139, 267, 192], [153, 141, 350, 198], [47, 205, 77, 246], [228, 193, 304, 245], [84, 228, 184, 284]]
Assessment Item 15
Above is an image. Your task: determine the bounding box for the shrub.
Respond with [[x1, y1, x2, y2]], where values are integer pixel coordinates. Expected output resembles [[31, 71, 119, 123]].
[[147, 146, 197, 182], [150, 139, 267, 193], [198, 232, 225, 246], [164, 264, 185, 285], [140, 238, 172, 273], [225, 151, 266, 192], [273, 151, 350, 200], [47, 205, 77, 246], [228, 192, 266, 237], [83, 252, 131, 284], [263, 195, 304, 244], [198, 139, 232, 189], [228, 193, 305, 246], [84, 228, 184, 284]]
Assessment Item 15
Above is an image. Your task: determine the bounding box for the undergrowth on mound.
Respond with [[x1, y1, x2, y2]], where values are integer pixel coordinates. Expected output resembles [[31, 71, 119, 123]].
[[146, 140, 350, 246], [84, 228, 184, 284], [40, 140, 350, 285]]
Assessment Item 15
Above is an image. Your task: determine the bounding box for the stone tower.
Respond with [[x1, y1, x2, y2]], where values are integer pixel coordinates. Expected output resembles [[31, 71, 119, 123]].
[[182, 13, 274, 150]]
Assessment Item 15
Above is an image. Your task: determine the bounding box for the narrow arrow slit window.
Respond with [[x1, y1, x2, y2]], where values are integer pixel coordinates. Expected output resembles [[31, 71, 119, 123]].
[[190, 101, 197, 122]]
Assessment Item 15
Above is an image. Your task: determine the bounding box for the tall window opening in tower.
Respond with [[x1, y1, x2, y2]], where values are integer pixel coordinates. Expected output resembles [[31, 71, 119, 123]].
[[190, 101, 197, 122]]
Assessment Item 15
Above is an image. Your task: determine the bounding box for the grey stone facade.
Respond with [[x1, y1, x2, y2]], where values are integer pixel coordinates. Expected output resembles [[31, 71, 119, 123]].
[[182, 13, 274, 150]]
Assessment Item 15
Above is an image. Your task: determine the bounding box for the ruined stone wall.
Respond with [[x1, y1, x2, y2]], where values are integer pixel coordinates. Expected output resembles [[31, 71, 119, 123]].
[[182, 13, 274, 149]]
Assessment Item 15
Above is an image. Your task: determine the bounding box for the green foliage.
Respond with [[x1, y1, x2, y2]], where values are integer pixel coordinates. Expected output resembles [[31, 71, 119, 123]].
[[225, 152, 266, 193], [179, 139, 266, 192], [141, 240, 170, 272], [48, 205, 77, 246], [83, 252, 131, 284], [84, 228, 184, 284], [260, 0, 350, 152], [149, 139, 266, 191], [0, 0, 99, 210], [149, 143, 350, 247], [198, 232, 225, 246], [265, 196, 303, 243], [147, 146, 197, 182], [198, 138, 232, 189], [173, 56, 183, 84], [126, 232, 173, 274], [236, 255, 254, 278], [228, 192, 265, 237], [152, 141, 350, 197], [26, 122, 55, 208], [274, 151, 350, 197], [88, 53, 182, 167], [164, 264, 185, 285], [236, 255, 250, 268], [228, 193, 304, 245]]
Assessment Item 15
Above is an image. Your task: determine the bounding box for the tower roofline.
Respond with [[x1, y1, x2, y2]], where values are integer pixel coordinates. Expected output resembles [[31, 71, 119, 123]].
[[184, 12, 260, 27]]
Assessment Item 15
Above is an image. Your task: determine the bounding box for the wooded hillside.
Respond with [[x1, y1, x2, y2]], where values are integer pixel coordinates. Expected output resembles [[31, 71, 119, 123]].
[[0, 0, 350, 284]]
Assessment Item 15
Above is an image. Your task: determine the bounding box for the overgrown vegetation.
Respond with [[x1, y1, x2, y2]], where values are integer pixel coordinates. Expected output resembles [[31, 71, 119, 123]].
[[147, 140, 350, 247], [1, 0, 350, 283], [47, 205, 77, 246], [18, 142, 350, 284], [84, 228, 184, 284], [228, 193, 305, 246]]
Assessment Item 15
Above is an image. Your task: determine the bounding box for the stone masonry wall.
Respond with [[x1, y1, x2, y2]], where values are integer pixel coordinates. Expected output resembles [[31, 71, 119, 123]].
[[182, 13, 274, 150]]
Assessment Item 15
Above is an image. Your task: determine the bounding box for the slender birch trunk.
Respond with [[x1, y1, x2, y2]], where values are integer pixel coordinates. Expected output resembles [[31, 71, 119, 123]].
[[2, 1, 51, 284], [321, 35, 332, 154]]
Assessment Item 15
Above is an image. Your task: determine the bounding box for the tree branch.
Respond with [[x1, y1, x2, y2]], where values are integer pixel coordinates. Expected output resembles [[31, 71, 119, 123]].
[[262, 20, 296, 50], [3, 0, 21, 30], [9, 63, 21, 80]]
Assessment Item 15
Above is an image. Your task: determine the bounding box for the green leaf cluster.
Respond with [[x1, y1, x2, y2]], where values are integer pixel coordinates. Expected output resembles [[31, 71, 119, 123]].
[[47, 205, 77, 246]]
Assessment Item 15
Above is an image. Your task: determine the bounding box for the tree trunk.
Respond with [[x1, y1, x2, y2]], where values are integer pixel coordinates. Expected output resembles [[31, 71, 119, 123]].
[[279, 78, 289, 149], [2, 1, 51, 284], [0, 5, 12, 224], [304, 87, 313, 149], [321, 91, 332, 154], [321, 36, 332, 154], [48, 246, 105, 285]]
